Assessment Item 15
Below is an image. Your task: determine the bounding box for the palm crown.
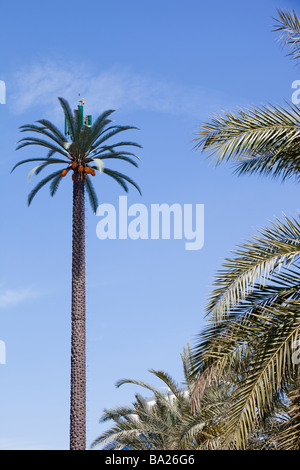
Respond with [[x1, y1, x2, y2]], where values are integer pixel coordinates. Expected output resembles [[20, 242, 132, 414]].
[[12, 97, 142, 212], [191, 8, 300, 450]]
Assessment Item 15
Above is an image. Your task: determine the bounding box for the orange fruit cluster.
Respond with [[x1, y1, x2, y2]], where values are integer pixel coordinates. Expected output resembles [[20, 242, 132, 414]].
[[61, 162, 96, 180]]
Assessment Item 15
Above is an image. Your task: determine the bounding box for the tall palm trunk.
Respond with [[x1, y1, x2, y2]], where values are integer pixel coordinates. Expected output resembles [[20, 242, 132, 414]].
[[70, 172, 86, 450], [14, 97, 141, 450]]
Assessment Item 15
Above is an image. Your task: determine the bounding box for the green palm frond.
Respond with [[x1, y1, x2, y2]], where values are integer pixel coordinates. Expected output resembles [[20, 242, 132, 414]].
[[224, 265, 300, 320], [46, 149, 57, 159], [276, 377, 300, 449], [95, 141, 143, 155], [36, 119, 67, 143], [82, 109, 116, 150], [103, 168, 142, 195], [193, 298, 300, 449], [205, 214, 300, 320], [49, 173, 63, 197], [28, 169, 63, 205], [19, 123, 67, 150], [273, 9, 300, 63], [232, 143, 300, 182], [93, 406, 151, 450], [192, 214, 300, 449], [181, 343, 199, 390], [91, 128, 140, 154], [11, 157, 67, 173], [34, 160, 65, 176], [148, 369, 182, 401], [115, 377, 170, 405], [92, 148, 141, 159], [225, 304, 299, 449], [95, 154, 139, 167], [85, 175, 98, 214], [58, 97, 74, 139], [16, 137, 69, 159], [101, 168, 128, 192], [193, 103, 300, 182], [193, 10, 300, 182]]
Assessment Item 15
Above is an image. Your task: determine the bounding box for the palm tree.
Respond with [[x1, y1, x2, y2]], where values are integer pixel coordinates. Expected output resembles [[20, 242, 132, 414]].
[[12, 97, 142, 450], [193, 9, 300, 182], [91, 345, 197, 450], [191, 215, 300, 448], [191, 8, 300, 449], [91, 345, 236, 450]]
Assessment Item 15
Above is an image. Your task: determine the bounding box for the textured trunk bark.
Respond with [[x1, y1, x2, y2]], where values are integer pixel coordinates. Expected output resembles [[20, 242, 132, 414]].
[[70, 172, 86, 450]]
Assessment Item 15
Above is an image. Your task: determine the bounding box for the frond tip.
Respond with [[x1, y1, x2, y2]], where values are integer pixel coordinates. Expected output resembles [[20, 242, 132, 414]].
[[273, 9, 300, 63]]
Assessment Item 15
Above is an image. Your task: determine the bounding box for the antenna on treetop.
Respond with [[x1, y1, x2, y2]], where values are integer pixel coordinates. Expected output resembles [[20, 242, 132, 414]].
[[78, 94, 84, 127], [78, 93, 84, 106], [65, 95, 92, 136]]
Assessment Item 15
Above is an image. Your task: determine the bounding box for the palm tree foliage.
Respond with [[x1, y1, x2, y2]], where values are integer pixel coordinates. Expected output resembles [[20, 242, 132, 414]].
[[192, 10, 300, 183], [273, 9, 300, 63], [205, 215, 300, 321], [12, 97, 141, 212], [192, 215, 300, 449], [91, 345, 236, 450], [191, 9, 300, 449], [193, 102, 300, 182], [277, 377, 300, 449]]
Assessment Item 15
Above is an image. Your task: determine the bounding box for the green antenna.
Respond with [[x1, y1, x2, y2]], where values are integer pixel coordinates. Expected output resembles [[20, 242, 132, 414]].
[[65, 116, 69, 136], [64, 95, 92, 135]]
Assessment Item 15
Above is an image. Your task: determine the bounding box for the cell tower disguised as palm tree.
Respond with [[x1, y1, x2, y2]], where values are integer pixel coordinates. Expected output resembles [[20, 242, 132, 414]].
[[12, 96, 142, 450]]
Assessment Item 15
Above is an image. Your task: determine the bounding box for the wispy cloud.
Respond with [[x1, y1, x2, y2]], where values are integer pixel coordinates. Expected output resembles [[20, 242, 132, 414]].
[[8, 61, 228, 119], [0, 287, 39, 308]]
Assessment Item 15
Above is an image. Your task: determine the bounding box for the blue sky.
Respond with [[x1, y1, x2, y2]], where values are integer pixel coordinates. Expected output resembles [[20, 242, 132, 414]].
[[0, 0, 299, 450]]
